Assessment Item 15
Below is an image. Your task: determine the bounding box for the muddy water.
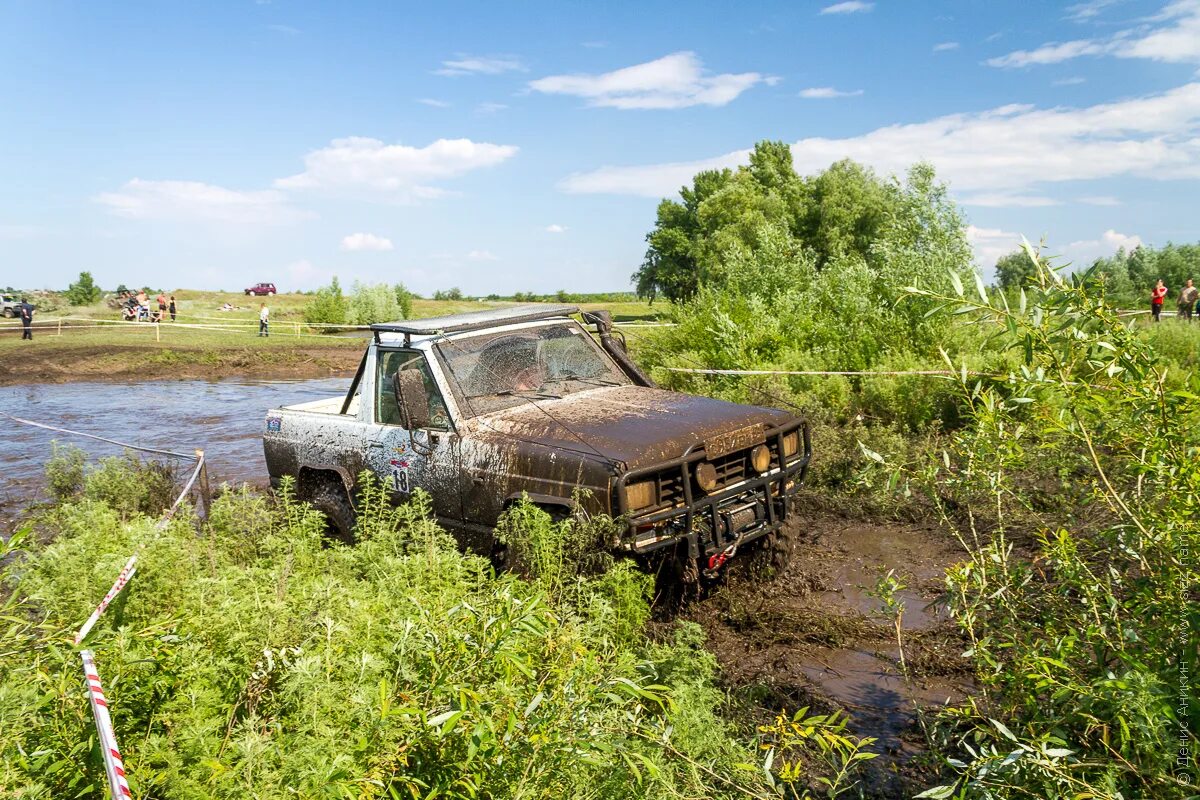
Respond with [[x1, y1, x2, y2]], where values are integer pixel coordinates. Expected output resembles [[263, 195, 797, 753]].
[[687, 517, 973, 791], [0, 377, 351, 511]]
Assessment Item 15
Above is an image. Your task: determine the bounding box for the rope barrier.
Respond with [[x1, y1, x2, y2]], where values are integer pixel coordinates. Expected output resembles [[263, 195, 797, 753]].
[[663, 367, 996, 378], [1, 412, 201, 460]]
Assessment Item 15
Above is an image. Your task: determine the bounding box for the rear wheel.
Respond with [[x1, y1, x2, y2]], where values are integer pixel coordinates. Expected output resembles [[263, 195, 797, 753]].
[[2, 308, 12, 318], [306, 480, 356, 544], [267, 290, 275, 296]]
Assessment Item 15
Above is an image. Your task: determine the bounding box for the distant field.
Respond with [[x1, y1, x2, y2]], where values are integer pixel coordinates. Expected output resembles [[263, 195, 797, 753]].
[[0, 290, 665, 385]]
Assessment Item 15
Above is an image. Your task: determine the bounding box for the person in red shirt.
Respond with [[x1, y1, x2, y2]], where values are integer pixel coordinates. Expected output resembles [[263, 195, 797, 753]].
[[1151, 279, 1167, 322]]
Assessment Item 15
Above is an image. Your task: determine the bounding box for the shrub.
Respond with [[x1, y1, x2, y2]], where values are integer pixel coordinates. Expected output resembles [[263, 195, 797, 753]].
[[1, 480, 769, 799], [346, 281, 402, 326], [301, 277, 347, 325], [44, 443, 86, 500], [65, 271, 102, 306]]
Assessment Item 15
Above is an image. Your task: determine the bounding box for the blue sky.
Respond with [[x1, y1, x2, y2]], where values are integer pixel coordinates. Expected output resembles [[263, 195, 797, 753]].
[[1, 0, 1197, 294]]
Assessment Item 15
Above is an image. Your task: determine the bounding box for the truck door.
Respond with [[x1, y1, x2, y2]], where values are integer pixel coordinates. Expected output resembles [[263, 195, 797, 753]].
[[365, 349, 462, 522]]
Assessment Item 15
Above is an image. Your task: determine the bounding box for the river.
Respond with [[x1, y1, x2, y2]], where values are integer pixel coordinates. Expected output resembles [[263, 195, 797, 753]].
[[1, 377, 351, 509]]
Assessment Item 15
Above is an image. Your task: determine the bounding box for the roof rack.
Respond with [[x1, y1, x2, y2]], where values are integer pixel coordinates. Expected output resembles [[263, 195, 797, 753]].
[[370, 304, 579, 342]]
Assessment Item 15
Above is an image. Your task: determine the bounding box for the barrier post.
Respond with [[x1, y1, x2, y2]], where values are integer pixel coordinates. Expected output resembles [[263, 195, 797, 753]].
[[194, 449, 211, 519], [57, 318, 62, 336]]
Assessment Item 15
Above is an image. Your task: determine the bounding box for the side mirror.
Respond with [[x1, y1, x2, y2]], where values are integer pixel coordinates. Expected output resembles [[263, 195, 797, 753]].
[[393, 369, 431, 430]]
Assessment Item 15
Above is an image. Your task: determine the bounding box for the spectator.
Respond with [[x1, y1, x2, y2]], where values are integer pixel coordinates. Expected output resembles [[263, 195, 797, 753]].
[[156, 291, 167, 320], [1151, 279, 1167, 322], [1178, 279, 1197, 323], [17, 296, 33, 340], [259, 303, 269, 337], [135, 289, 149, 321], [169, 295, 177, 322]]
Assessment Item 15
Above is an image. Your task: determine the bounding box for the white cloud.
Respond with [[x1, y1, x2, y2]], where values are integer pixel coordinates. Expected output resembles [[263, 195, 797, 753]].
[[476, 102, 508, 113], [933, 41, 960, 52], [95, 179, 306, 224], [1078, 194, 1121, 205], [466, 249, 498, 261], [1062, 229, 1143, 265], [799, 86, 864, 98], [529, 52, 770, 110], [988, 0, 1200, 67], [436, 55, 525, 77], [820, 1, 874, 14], [1053, 76, 1087, 85], [341, 232, 394, 252], [275, 137, 518, 197], [545, 224, 567, 233], [560, 83, 1200, 200], [267, 24, 299, 35], [967, 225, 1023, 272], [417, 98, 451, 108], [284, 259, 334, 291], [1065, 0, 1122, 21]]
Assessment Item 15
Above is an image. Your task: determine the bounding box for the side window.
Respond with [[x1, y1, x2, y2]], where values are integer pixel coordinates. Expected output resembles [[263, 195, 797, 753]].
[[376, 350, 452, 430]]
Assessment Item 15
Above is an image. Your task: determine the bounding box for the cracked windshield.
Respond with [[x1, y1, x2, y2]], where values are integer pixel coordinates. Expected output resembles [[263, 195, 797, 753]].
[[437, 323, 630, 415]]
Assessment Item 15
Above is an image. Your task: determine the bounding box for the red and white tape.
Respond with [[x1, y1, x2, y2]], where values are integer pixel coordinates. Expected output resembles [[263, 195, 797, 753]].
[[75, 555, 138, 645], [81, 650, 133, 799]]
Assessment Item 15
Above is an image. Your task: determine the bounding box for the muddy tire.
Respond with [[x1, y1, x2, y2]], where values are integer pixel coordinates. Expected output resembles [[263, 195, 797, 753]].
[[742, 518, 799, 578], [307, 480, 356, 544], [2, 308, 12, 318]]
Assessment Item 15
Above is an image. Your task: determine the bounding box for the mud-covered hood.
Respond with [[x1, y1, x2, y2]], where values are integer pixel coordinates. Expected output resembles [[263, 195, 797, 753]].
[[471, 385, 794, 469]]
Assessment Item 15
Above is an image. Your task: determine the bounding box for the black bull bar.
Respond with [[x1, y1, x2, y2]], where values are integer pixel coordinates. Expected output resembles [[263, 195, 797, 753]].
[[615, 420, 812, 561]]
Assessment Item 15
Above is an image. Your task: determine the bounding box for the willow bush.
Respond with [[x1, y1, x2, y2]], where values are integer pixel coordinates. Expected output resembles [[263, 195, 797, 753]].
[[0, 478, 769, 799], [900, 246, 1200, 799]]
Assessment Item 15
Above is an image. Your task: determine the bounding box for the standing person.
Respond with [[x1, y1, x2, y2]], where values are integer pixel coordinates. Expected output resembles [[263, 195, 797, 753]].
[[156, 291, 167, 321], [1151, 279, 1167, 322], [1178, 279, 1197, 322], [168, 295, 177, 322], [259, 303, 269, 337], [17, 296, 33, 340], [135, 289, 149, 321]]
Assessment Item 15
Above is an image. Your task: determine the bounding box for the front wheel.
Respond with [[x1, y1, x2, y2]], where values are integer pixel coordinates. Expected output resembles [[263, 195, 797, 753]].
[[2, 308, 12, 318], [267, 290, 275, 296], [306, 480, 357, 544], [740, 518, 800, 579]]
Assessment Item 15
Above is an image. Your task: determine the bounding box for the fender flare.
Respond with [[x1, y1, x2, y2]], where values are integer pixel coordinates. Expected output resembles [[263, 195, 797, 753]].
[[297, 463, 356, 496]]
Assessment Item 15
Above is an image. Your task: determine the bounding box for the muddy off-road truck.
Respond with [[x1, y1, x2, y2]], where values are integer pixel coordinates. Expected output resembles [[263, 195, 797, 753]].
[[263, 305, 811, 579]]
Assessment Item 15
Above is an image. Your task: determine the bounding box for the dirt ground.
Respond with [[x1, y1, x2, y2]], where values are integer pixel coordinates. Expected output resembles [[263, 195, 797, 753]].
[[0, 342, 362, 384], [685, 515, 974, 797]]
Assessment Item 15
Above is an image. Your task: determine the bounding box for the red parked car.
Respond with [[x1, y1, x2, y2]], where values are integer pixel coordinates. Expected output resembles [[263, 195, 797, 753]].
[[245, 283, 277, 296]]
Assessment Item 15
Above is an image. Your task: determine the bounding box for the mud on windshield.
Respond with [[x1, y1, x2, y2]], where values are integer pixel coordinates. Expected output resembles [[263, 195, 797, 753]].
[[434, 323, 630, 416]]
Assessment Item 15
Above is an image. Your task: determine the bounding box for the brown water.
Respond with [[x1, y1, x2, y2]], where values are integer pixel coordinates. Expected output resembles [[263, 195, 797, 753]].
[[0, 377, 351, 512]]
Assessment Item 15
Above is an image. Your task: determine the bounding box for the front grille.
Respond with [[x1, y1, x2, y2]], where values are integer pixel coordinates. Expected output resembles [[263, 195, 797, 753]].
[[658, 470, 686, 506], [709, 450, 749, 489]]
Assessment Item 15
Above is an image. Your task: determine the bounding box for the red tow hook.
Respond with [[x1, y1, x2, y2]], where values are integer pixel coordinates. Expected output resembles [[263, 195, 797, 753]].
[[706, 543, 737, 572]]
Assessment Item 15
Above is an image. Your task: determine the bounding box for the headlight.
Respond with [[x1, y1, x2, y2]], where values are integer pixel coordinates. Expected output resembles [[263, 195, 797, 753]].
[[781, 431, 800, 460], [750, 444, 771, 473], [694, 462, 718, 493], [626, 480, 656, 511]]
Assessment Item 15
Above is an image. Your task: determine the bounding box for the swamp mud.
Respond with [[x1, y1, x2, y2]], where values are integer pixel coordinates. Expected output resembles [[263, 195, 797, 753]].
[[684, 517, 973, 796]]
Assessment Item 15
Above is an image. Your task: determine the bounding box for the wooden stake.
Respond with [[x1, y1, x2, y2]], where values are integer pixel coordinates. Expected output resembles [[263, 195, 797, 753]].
[[57, 318, 62, 336], [194, 449, 212, 519], [155, 321, 160, 342]]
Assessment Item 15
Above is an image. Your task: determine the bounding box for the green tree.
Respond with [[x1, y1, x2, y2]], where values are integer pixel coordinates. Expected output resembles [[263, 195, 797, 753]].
[[393, 283, 413, 319], [994, 248, 1040, 289], [632, 141, 967, 303], [65, 271, 102, 306], [302, 277, 347, 325]]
